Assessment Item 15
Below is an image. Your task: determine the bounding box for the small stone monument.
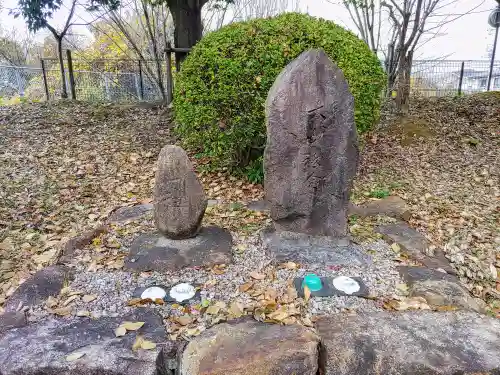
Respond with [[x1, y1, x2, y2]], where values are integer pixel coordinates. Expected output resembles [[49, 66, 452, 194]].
[[153, 145, 207, 239], [262, 49, 369, 267], [125, 145, 233, 272]]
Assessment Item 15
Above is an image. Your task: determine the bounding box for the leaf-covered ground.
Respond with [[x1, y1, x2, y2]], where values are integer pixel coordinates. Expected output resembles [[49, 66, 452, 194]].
[[0, 95, 498, 312], [0, 101, 264, 306], [355, 94, 500, 308]]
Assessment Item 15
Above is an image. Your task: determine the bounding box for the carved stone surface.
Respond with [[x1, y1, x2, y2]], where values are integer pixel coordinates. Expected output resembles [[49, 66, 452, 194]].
[[154, 145, 207, 239], [264, 49, 358, 238]]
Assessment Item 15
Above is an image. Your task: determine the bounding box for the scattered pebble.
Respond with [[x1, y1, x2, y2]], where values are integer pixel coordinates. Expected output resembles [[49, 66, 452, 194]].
[[26, 230, 404, 332]]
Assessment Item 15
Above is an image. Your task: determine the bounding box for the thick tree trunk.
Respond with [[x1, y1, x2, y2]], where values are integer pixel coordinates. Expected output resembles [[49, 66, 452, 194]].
[[395, 51, 413, 114], [57, 38, 68, 99], [167, 0, 207, 70]]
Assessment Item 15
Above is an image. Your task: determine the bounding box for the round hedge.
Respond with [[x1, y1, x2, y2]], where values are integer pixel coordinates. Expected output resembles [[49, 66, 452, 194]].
[[174, 12, 386, 170]]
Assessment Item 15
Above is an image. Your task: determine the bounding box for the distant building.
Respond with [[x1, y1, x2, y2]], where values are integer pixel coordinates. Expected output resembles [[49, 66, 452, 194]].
[[452, 68, 500, 92]]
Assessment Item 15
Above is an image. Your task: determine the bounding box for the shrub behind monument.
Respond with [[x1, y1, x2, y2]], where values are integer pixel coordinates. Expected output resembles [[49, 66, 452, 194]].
[[174, 13, 386, 172]]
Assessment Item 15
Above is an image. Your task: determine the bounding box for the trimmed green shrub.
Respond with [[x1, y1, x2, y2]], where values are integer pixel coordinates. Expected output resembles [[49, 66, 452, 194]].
[[174, 12, 386, 171]]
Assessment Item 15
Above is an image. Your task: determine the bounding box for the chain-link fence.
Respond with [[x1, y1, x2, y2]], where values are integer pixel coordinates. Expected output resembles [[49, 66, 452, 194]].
[[0, 65, 46, 104], [411, 60, 500, 97], [39, 57, 170, 102], [1, 56, 499, 104]]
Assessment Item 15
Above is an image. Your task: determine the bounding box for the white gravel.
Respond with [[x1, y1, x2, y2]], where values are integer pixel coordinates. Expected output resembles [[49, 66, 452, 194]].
[[27, 229, 404, 327]]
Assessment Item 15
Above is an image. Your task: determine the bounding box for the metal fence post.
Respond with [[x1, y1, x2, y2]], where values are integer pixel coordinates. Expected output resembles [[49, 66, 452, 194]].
[[138, 60, 144, 100], [134, 73, 141, 100], [40, 59, 50, 101], [487, 20, 499, 91], [66, 50, 76, 100], [458, 61, 465, 96], [104, 72, 111, 100], [165, 46, 173, 105]]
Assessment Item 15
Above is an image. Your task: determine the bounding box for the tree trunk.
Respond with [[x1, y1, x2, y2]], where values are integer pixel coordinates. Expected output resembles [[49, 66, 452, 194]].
[[140, 0, 166, 100], [385, 42, 397, 97], [167, 0, 206, 70], [57, 38, 68, 99], [395, 51, 413, 115]]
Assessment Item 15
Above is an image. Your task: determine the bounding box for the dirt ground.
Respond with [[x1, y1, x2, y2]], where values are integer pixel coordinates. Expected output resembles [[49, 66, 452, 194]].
[[0, 95, 498, 312]]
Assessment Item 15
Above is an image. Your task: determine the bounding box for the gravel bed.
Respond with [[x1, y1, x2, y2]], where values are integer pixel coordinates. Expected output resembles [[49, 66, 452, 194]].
[[27, 227, 404, 328]]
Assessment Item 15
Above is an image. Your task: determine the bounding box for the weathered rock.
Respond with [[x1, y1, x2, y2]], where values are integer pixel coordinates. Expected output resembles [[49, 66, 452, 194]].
[[262, 227, 371, 267], [264, 49, 358, 238], [4, 266, 73, 312], [294, 276, 369, 298], [399, 266, 486, 313], [376, 222, 455, 274], [180, 320, 319, 375], [316, 311, 500, 375], [0, 311, 27, 335], [207, 199, 222, 207], [107, 203, 153, 223], [154, 145, 207, 239], [0, 309, 175, 375], [125, 226, 233, 272], [61, 225, 108, 258], [350, 196, 411, 221], [246, 200, 270, 212]]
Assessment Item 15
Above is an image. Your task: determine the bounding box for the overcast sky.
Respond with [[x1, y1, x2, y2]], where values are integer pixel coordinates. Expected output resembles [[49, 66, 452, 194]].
[[1, 0, 499, 60]]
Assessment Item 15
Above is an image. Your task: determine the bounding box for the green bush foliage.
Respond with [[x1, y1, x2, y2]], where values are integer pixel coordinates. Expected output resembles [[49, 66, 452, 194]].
[[174, 12, 386, 172]]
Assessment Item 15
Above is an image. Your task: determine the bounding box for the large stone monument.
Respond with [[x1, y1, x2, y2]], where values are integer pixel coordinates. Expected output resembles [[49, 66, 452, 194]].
[[262, 49, 368, 266], [125, 145, 233, 272]]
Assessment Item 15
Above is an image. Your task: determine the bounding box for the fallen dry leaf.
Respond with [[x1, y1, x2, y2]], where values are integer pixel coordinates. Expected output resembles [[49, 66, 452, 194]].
[[249, 271, 266, 280], [0, 238, 14, 252], [264, 287, 278, 301], [267, 307, 289, 322], [176, 315, 193, 326], [120, 321, 145, 331], [391, 243, 401, 252], [287, 287, 298, 300], [63, 295, 80, 306], [206, 304, 221, 315], [115, 326, 127, 337], [65, 352, 85, 362], [396, 283, 409, 295], [140, 340, 156, 350], [281, 261, 298, 270], [239, 282, 253, 292], [186, 327, 203, 336], [132, 336, 144, 351], [33, 248, 59, 265], [300, 316, 314, 327], [235, 244, 247, 253], [127, 298, 143, 306], [384, 297, 431, 311], [304, 285, 311, 302], [229, 301, 244, 318], [45, 296, 58, 309], [82, 294, 97, 303], [434, 305, 459, 312], [52, 306, 72, 316]]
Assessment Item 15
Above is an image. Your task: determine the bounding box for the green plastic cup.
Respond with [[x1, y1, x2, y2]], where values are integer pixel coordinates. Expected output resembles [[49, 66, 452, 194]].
[[302, 274, 323, 292]]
